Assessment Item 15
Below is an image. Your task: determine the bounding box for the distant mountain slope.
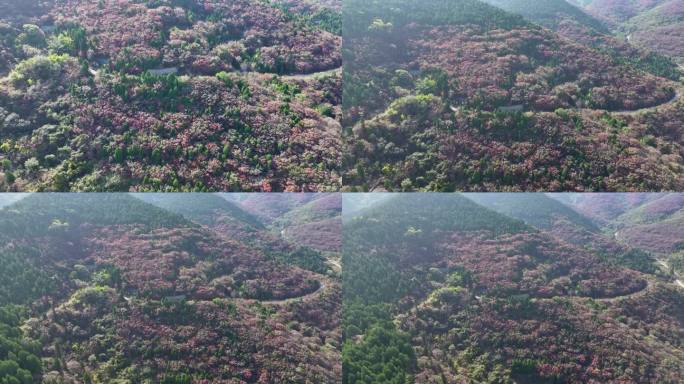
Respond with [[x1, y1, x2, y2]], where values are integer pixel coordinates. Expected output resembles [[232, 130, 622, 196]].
[[484, 0, 682, 79], [133, 193, 264, 229], [483, 0, 609, 32], [226, 193, 343, 254], [549, 192, 665, 224], [0, 192, 26, 208], [616, 193, 684, 224], [553, 192, 684, 255], [226, 193, 320, 223], [465, 192, 599, 232], [612, 193, 684, 254], [272, 193, 342, 252], [469, 193, 658, 273], [272, 193, 341, 227], [572, 0, 684, 64], [621, 0, 684, 64], [575, 0, 670, 24]]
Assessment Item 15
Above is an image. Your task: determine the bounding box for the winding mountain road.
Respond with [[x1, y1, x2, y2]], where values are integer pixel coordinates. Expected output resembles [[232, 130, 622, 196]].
[[281, 66, 342, 81], [448, 84, 682, 117], [259, 282, 328, 305], [594, 279, 653, 302], [657, 260, 684, 289], [611, 85, 682, 116]]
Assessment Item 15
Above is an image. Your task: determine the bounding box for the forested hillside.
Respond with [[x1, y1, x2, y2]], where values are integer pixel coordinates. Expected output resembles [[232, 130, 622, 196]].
[[465, 192, 599, 231], [572, 0, 684, 64], [0, 192, 25, 208], [483, 0, 682, 80], [557, 193, 684, 281], [484, 0, 609, 32], [342, 193, 684, 383], [343, 0, 684, 192], [469, 193, 663, 273], [0, 0, 342, 192], [341, 193, 391, 219], [0, 193, 342, 383], [270, 193, 343, 253]]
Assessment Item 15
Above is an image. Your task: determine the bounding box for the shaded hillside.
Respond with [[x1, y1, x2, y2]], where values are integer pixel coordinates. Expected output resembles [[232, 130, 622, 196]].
[[343, 0, 684, 192], [133, 192, 264, 229], [341, 193, 392, 219], [0, 194, 342, 383], [465, 192, 599, 231], [484, 0, 610, 32], [137, 192, 334, 274], [0, 192, 26, 208], [342, 193, 683, 383]]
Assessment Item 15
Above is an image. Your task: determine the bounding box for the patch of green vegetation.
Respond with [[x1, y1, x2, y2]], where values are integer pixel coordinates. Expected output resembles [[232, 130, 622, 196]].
[[342, 322, 415, 384], [8, 54, 73, 86], [0, 305, 43, 384]]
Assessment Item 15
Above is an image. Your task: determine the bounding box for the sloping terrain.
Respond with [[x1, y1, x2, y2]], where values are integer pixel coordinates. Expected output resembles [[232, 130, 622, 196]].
[[465, 192, 599, 231], [341, 193, 391, 219], [229, 192, 342, 254], [469, 193, 661, 273], [342, 193, 683, 383], [272, 193, 343, 253], [0, 0, 343, 192], [225, 193, 320, 223], [484, 0, 610, 32], [0, 193, 342, 383], [141, 192, 339, 274], [0, 191, 26, 208], [343, 0, 684, 192], [553, 192, 684, 254], [554, 191, 684, 294], [573, 0, 684, 64], [572, 0, 670, 24], [549, 192, 665, 223], [484, 0, 683, 80], [614, 197, 684, 255]]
